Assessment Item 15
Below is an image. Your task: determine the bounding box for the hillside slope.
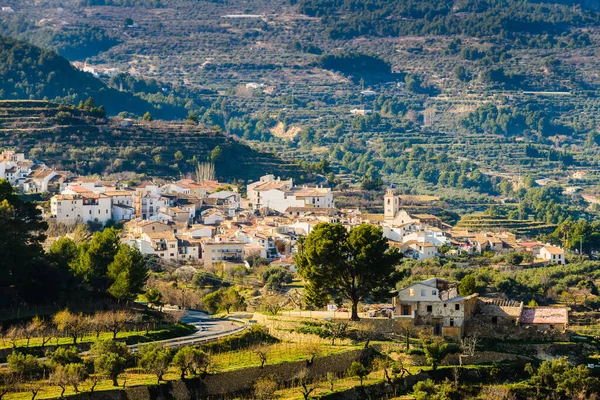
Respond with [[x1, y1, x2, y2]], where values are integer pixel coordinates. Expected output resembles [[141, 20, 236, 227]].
[[0, 36, 185, 118], [297, 0, 600, 40], [0, 101, 303, 182]]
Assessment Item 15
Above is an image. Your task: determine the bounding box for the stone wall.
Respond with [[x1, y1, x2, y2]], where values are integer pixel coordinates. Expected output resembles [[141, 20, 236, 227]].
[[66, 349, 371, 400]]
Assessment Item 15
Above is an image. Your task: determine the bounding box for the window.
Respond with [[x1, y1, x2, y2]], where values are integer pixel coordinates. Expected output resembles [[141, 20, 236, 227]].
[[455, 304, 460, 311], [449, 318, 454, 327], [408, 288, 414, 296], [432, 290, 437, 295], [426, 305, 432, 312], [421, 289, 426, 296], [492, 316, 498, 324]]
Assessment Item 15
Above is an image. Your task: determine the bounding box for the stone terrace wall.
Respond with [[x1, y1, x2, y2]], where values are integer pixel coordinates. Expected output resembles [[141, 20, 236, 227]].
[[66, 349, 371, 400]]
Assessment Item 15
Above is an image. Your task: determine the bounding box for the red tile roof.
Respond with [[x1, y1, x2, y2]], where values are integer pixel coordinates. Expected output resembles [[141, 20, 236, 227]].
[[520, 307, 568, 325]]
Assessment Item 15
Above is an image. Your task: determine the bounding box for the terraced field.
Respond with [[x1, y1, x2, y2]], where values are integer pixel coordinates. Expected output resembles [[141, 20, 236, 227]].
[[0, 101, 304, 182], [454, 214, 557, 236]]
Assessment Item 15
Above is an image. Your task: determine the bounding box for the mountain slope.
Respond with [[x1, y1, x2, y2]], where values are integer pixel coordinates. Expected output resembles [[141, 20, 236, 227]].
[[297, 0, 599, 41], [0, 36, 185, 118], [0, 101, 304, 182]]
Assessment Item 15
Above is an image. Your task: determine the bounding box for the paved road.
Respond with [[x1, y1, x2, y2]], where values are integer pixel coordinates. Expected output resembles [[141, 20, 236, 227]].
[[0, 311, 247, 366], [128, 310, 247, 352]]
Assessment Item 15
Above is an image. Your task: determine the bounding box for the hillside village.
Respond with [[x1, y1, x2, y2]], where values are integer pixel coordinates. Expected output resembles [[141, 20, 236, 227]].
[[2, 148, 574, 340], [20, 151, 565, 270]]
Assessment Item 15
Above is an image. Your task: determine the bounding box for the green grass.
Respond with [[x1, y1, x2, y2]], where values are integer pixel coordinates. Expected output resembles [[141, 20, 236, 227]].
[[210, 342, 358, 372], [2, 342, 360, 400], [0, 323, 195, 352]]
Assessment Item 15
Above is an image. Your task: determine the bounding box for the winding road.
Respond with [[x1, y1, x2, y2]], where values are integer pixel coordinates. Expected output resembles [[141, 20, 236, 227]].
[[0, 311, 247, 366], [128, 310, 247, 352]]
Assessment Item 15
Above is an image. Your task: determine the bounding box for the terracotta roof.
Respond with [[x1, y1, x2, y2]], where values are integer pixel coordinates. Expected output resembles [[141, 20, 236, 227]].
[[144, 232, 177, 240], [542, 246, 564, 255], [292, 187, 331, 197], [520, 307, 568, 325], [253, 181, 290, 191], [105, 191, 133, 196], [31, 169, 55, 179], [412, 213, 440, 220], [136, 181, 156, 189], [404, 240, 436, 248], [67, 185, 93, 194], [519, 242, 543, 248]]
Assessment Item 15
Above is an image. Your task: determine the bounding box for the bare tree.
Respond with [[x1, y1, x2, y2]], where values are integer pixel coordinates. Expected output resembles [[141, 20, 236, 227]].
[[0, 372, 18, 400], [459, 333, 480, 366], [325, 321, 348, 346], [86, 314, 106, 339], [51, 363, 87, 397], [6, 326, 23, 349], [195, 162, 215, 184], [397, 319, 413, 350], [254, 345, 269, 368], [29, 382, 43, 400], [104, 311, 132, 340], [261, 294, 286, 315], [53, 310, 85, 345], [452, 366, 461, 389], [305, 344, 321, 366], [87, 374, 100, 396], [253, 376, 277, 400], [296, 369, 317, 400], [26, 317, 50, 349]]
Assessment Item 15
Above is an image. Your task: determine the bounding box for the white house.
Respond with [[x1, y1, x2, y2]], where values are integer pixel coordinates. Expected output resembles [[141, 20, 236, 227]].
[[247, 175, 334, 213], [202, 209, 226, 225], [22, 169, 58, 193], [136, 193, 168, 220], [394, 278, 478, 337], [183, 224, 215, 239], [112, 204, 136, 221], [540, 246, 566, 265], [50, 193, 112, 225], [401, 240, 438, 261], [208, 190, 241, 211], [202, 241, 245, 267]]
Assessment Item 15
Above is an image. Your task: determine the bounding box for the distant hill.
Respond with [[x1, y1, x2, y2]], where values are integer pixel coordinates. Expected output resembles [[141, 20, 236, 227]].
[[0, 36, 186, 118], [297, 0, 599, 41], [0, 100, 304, 182]]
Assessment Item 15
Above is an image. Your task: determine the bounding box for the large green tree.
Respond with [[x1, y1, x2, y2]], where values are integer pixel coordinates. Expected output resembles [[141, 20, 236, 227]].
[[295, 223, 403, 320], [72, 228, 120, 290], [0, 179, 48, 304], [107, 244, 148, 301], [90, 340, 130, 386]]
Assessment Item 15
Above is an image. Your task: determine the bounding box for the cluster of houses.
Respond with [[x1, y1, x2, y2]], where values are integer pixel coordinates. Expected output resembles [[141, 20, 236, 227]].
[[0, 151, 66, 193], [41, 170, 569, 268], [394, 277, 569, 338], [0, 147, 565, 270], [45, 174, 342, 266], [4, 150, 570, 338], [381, 189, 566, 264]]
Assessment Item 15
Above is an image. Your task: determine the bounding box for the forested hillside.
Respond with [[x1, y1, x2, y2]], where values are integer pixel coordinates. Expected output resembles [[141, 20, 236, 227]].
[[0, 101, 304, 181], [297, 0, 599, 44], [0, 36, 186, 118]]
